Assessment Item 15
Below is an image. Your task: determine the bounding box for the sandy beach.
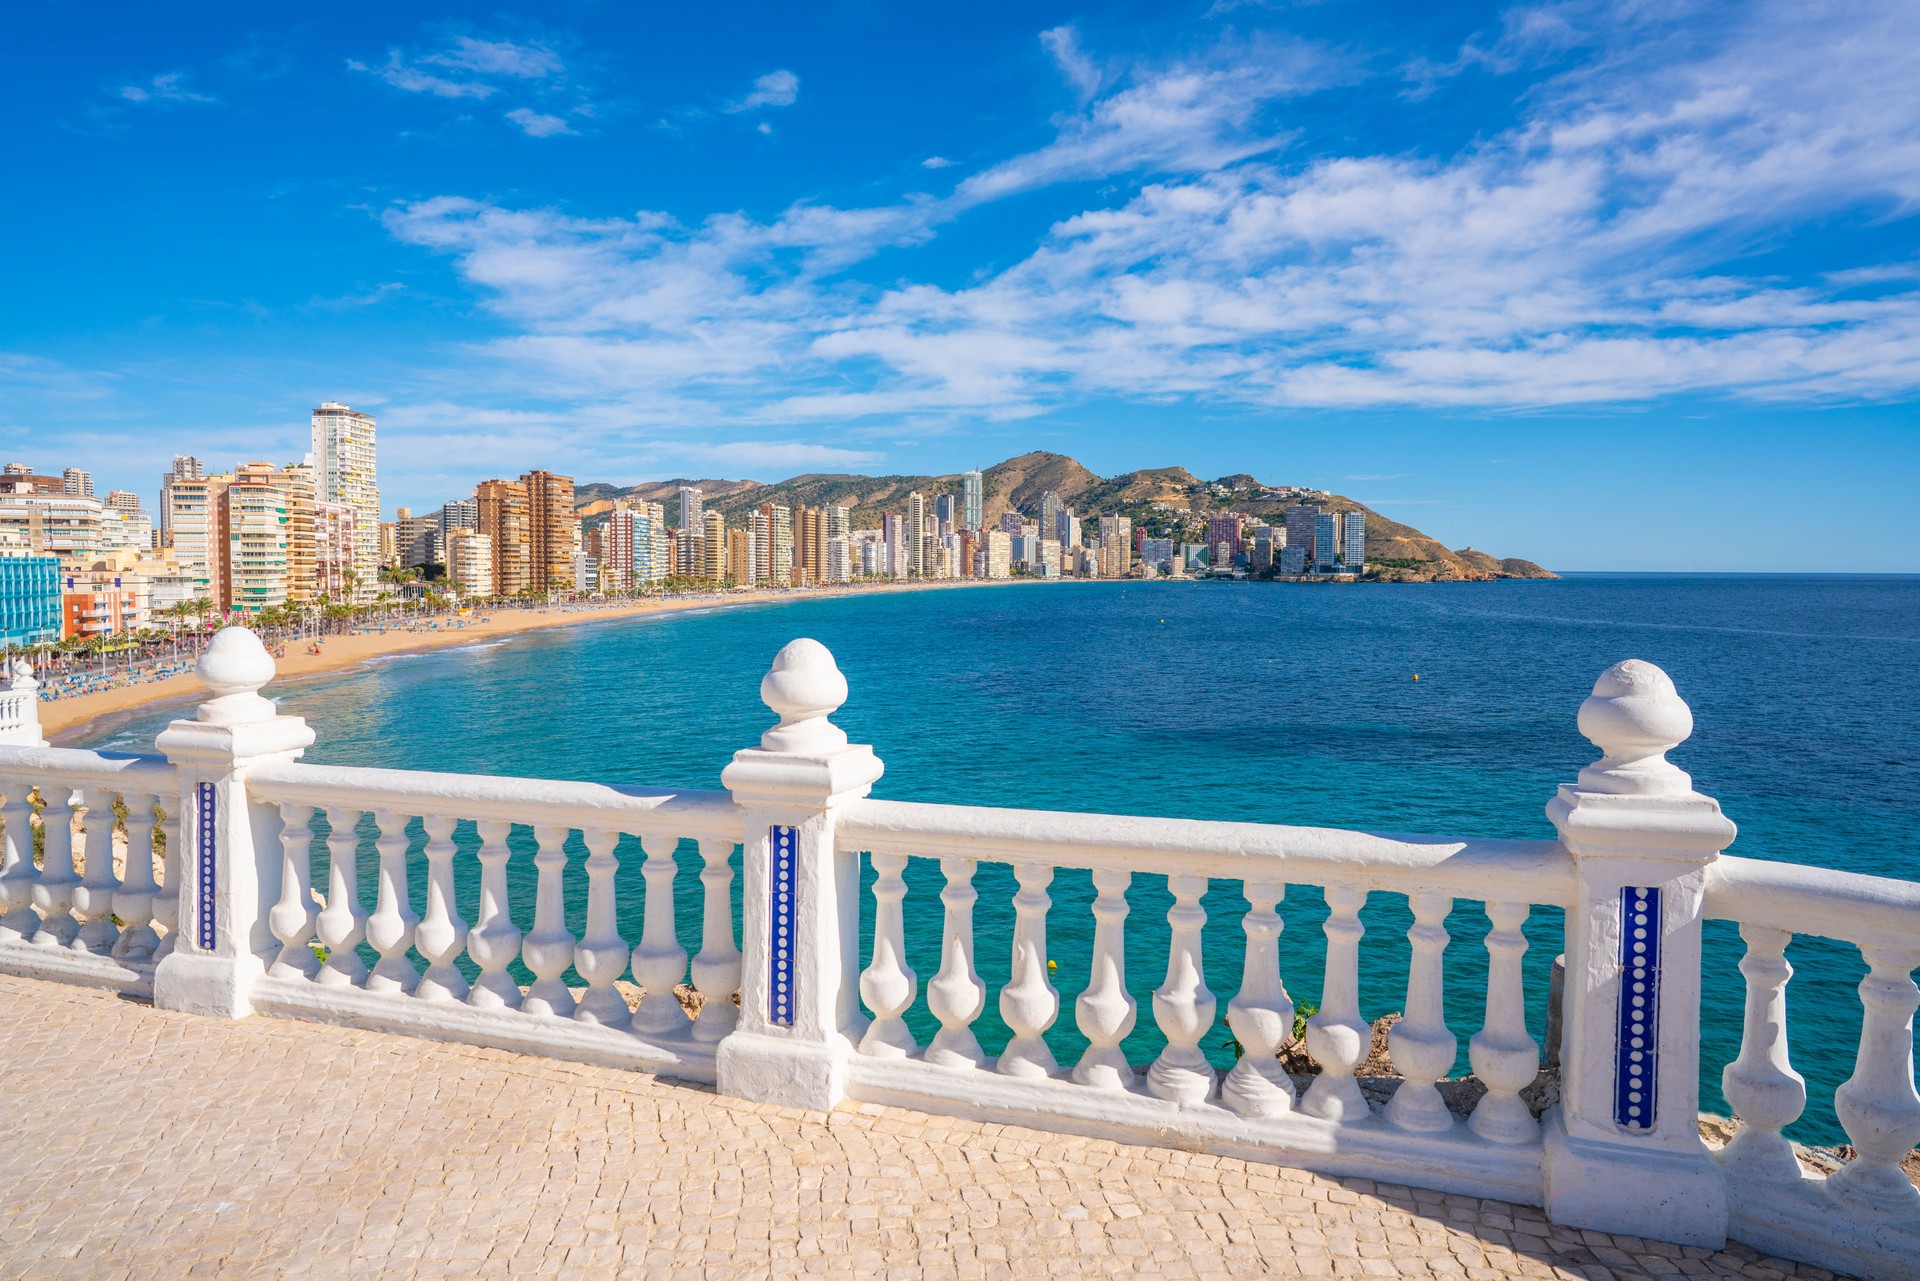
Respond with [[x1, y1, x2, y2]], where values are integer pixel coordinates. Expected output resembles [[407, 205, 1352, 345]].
[[43, 579, 1005, 746]]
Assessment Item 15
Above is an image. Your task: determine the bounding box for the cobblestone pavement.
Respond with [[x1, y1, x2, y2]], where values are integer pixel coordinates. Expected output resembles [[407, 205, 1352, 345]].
[[0, 976, 1846, 1281]]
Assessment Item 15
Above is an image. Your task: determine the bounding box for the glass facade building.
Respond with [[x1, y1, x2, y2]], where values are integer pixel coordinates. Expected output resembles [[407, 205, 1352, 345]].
[[0, 555, 61, 646]]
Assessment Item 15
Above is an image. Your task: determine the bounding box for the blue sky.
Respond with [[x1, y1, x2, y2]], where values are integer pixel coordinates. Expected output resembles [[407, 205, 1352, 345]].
[[5, 1, 1918, 571]]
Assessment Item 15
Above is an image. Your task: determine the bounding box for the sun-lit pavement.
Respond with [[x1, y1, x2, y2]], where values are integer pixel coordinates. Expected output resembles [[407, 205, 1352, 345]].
[[0, 975, 1844, 1280]]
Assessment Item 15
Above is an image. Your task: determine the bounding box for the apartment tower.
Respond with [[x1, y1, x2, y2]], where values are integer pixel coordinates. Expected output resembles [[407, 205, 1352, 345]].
[[521, 469, 578, 593], [475, 479, 531, 596], [311, 402, 379, 598]]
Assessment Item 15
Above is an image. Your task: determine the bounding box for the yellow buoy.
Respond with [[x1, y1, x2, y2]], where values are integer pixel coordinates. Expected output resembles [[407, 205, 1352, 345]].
[[1413, 674, 1420, 681]]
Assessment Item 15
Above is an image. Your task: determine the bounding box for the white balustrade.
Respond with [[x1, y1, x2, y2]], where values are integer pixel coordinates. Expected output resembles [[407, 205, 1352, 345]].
[[520, 824, 576, 1018], [1223, 878, 1294, 1117], [573, 827, 630, 1027], [363, 809, 420, 995], [268, 803, 319, 979], [630, 833, 688, 1035], [413, 815, 469, 1003], [689, 836, 741, 1042], [465, 819, 522, 1009], [314, 810, 368, 986], [70, 787, 123, 953], [1147, 873, 1217, 1105], [858, 850, 917, 1057], [1827, 943, 1920, 1215], [0, 781, 39, 942], [924, 855, 986, 1069], [1717, 924, 1804, 1179], [112, 794, 161, 961], [151, 804, 180, 958], [1467, 900, 1540, 1143], [29, 788, 80, 949], [1073, 868, 1137, 1090], [997, 861, 1059, 1079], [1387, 891, 1457, 1132], [1301, 884, 1370, 1121]]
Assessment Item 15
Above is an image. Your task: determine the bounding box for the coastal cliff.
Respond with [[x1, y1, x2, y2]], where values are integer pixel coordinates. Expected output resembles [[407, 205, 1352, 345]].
[[578, 450, 1555, 582]]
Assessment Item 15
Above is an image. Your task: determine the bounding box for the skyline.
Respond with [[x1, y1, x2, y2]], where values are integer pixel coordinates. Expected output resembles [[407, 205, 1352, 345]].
[[7, 1, 1919, 572]]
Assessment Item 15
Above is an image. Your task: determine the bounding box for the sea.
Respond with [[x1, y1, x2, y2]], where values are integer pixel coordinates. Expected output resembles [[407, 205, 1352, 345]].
[[83, 574, 1920, 1145]]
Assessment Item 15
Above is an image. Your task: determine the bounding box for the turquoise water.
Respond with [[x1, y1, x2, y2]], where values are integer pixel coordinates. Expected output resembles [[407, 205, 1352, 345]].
[[85, 576, 1920, 1144]]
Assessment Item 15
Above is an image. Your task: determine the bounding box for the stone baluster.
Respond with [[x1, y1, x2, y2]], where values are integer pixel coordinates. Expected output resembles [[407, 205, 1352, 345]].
[[29, 787, 81, 948], [413, 815, 469, 1003], [1073, 868, 1137, 1089], [70, 787, 123, 952], [1717, 924, 1804, 1180], [690, 837, 742, 1043], [1224, 878, 1295, 1117], [925, 855, 987, 1069], [520, 824, 576, 1018], [112, 795, 162, 961], [1827, 943, 1920, 1216], [1386, 891, 1457, 1132], [998, 861, 1060, 1078], [572, 827, 629, 1027], [465, 819, 522, 1009], [0, 781, 41, 941], [151, 804, 181, 957], [1302, 884, 1371, 1121], [314, 809, 368, 987], [858, 850, 918, 1057], [630, 833, 689, 1035], [363, 809, 420, 995], [1148, 873, 1217, 1105], [266, 803, 319, 979], [1468, 900, 1542, 1143]]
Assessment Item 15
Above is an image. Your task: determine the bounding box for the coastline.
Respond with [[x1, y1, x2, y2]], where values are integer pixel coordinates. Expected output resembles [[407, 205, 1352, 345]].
[[44, 578, 1014, 747]]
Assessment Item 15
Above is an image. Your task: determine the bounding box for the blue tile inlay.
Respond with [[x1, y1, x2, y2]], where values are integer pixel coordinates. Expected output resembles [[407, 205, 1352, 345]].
[[769, 825, 796, 1027], [1614, 885, 1661, 1131], [195, 781, 217, 951]]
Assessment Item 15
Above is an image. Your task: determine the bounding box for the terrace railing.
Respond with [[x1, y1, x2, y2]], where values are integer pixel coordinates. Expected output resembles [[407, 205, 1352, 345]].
[[0, 627, 1913, 1279]]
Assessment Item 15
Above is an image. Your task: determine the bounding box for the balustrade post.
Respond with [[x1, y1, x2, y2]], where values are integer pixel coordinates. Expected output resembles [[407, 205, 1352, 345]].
[[1223, 878, 1294, 1117], [572, 827, 630, 1026], [28, 787, 80, 948], [1073, 868, 1137, 1090], [0, 659, 46, 747], [1542, 659, 1735, 1246], [997, 861, 1060, 1079], [717, 638, 883, 1110], [413, 815, 469, 1003], [924, 855, 987, 1069], [857, 850, 918, 1057], [0, 781, 41, 941], [1718, 924, 1805, 1181], [1827, 943, 1920, 1216], [1301, 884, 1370, 1121], [153, 627, 316, 1017], [630, 832, 690, 1035], [1386, 891, 1457, 1132], [1147, 873, 1217, 1105], [70, 787, 122, 953], [112, 795, 161, 961], [690, 836, 742, 1043]]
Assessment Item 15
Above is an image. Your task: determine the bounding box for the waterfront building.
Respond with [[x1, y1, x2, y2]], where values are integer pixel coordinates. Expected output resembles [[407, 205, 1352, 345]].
[[1097, 516, 1133, 578], [957, 530, 975, 579], [1060, 512, 1081, 550], [933, 494, 957, 530], [1039, 491, 1063, 546], [1249, 525, 1282, 573], [271, 463, 317, 606], [521, 470, 578, 593], [1280, 545, 1307, 575], [1009, 532, 1036, 571], [214, 464, 293, 615], [157, 455, 205, 547], [727, 527, 752, 586], [677, 486, 703, 533], [1205, 515, 1244, 565], [396, 510, 441, 570], [961, 469, 983, 531], [1342, 511, 1366, 571], [60, 566, 145, 638], [881, 512, 906, 580], [1285, 504, 1320, 564], [446, 528, 493, 598], [313, 501, 357, 601], [439, 498, 478, 548], [61, 468, 93, 497], [572, 552, 598, 593], [310, 402, 379, 599], [751, 504, 792, 586], [907, 492, 927, 579], [984, 529, 1012, 579], [1180, 543, 1207, 573], [475, 479, 531, 597], [1314, 512, 1338, 572], [794, 506, 825, 584], [998, 510, 1025, 536], [0, 550, 61, 645], [1037, 537, 1062, 577], [703, 510, 728, 582], [823, 506, 850, 585], [1140, 537, 1175, 575], [104, 491, 144, 517], [0, 492, 106, 566]]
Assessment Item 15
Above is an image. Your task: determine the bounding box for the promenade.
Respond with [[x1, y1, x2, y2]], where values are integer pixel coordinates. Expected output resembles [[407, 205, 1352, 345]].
[[0, 977, 1838, 1281]]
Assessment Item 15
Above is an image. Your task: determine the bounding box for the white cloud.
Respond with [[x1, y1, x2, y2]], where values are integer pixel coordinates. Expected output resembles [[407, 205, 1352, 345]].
[[427, 37, 562, 79], [353, 50, 494, 99], [119, 72, 216, 105], [726, 69, 800, 113], [1040, 26, 1103, 103], [507, 108, 574, 137], [922, 156, 955, 169]]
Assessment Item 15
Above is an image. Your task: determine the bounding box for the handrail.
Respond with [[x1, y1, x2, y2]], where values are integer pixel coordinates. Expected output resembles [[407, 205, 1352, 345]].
[[246, 759, 741, 844], [1704, 853, 1920, 951], [836, 797, 1575, 905], [0, 746, 175, 794]]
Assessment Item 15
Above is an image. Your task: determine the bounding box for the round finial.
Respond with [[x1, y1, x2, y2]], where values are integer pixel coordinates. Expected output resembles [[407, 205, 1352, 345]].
[[195, 626, 278, 724], [759, 638, 849, 753], [1575, 659, 1693, 795]]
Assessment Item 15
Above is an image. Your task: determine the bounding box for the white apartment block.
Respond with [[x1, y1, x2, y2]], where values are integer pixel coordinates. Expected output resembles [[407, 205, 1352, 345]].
[[311, 402, 379, 598]]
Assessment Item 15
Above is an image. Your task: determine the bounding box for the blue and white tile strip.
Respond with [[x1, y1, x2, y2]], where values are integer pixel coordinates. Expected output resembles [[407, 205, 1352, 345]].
[[195, 781, 217, 951], [769, 825, 796, 1027], [1614, 885, 1662, 1131]]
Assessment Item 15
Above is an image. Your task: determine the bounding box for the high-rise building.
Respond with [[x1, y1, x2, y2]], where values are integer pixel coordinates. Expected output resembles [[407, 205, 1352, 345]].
[[1285, 504, 1321, 565], [104, 491, 143, 516], [1140, 538, 1175, 574], [958, 530, 976, 579], [703, 510, 727, 581], [961, 470, 983, 532], [1314, 511, 1338, 572], [61, 468, 93, 497], [214, 463, 293, 616], [1097, 516, 1133, 578], [0, 492, 106, 565], [824, 506, 851, 585], [1280, 545, 1307, 575], [272, 463, 317, 606], [314, 503, 358, 598], [1205, 515, 1245, 565], [440, 498, 478, 545], [727, 527, 752, 585], [475, 479, 531, 596], [446, 528, 493, 598], [984, 529, 1012, 579], [158, 455, 205, 546], [311, 402, 379, 599], [933, 493, 957, 530], [1039, 492, 1063, 545], [998, 510, 1025, 535], [677, 486, 703, 533], [794, 505, 825, 584], [520, 470, 578, 593], [906, 492, 927, 578], [165, 474, 220, 596], [749, 504, 793, 586], [1341, 511, 1366, 570], [0, 550, 62, 645], [396, 509, 441, 570]]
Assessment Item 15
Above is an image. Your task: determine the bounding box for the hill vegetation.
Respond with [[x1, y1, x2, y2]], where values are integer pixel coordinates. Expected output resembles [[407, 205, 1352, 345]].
[[577, 451, 1554, 582]]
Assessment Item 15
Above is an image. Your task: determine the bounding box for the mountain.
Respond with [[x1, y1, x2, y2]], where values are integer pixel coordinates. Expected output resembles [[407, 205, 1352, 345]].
[[576, 451, 1555, 581]]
